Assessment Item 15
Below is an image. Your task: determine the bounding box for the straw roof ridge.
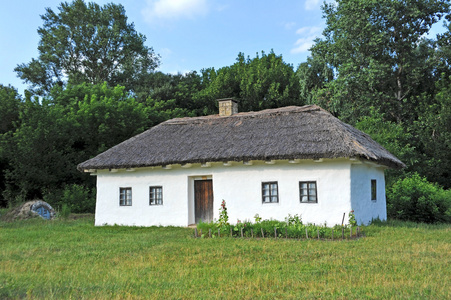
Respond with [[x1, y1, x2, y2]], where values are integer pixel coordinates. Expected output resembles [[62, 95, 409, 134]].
[[77, 105, 405, 171]]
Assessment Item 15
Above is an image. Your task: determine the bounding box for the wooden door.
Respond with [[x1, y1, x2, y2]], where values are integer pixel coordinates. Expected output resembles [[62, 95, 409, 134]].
[[194, 180, 213, 223]]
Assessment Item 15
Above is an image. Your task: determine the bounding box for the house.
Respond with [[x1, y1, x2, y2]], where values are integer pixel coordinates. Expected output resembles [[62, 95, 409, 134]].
[[78, 99, 405, 227]]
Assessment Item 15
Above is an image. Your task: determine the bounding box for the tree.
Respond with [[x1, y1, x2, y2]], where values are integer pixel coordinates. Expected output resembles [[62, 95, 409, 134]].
[[354, 107, 417, 185], [307, 0, 449, 123], [195, 51, 302, 113], [2, 83, 151, 210], [0, 85, 23, 207], [15, 0, 159, 95], [296, 54, 334, 106], [414, 74, 451, 188], [0, 85, 22, 134]]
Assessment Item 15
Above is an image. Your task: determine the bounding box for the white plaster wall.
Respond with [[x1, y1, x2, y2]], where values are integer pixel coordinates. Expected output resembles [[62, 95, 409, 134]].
[[213, 160, 352, 226], [350, 163, 387, 225], [94, 159, 355, 227], [95, 168, 191, 226]]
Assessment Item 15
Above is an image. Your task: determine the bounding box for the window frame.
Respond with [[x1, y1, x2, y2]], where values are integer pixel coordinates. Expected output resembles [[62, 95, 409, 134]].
[[299, 181, 318, 203], [261, 181, 279, 203], [119, 187, 132, 206], [371, 179, 377, 201], [149, 186, 163, 205]]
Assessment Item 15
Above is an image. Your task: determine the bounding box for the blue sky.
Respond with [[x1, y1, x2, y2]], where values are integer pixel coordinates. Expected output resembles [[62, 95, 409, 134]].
[[1, 0, 447, 96], [0, 0, 326, 95]]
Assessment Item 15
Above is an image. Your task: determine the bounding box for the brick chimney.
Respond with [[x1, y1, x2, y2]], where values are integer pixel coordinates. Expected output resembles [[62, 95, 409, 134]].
[[217, 98, 238, 117]]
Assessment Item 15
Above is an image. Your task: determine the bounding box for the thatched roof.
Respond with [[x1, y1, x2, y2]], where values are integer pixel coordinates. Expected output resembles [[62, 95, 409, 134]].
[[78, 105, 405, 171]]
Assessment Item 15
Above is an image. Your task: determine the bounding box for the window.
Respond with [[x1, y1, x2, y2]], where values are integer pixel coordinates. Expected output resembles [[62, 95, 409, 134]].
[[149, 186, 163, 205], [119, 188, 132, 206], [262, 182, 279, 203], [371, 179, 377, 201], [299, 181, 317, 203]]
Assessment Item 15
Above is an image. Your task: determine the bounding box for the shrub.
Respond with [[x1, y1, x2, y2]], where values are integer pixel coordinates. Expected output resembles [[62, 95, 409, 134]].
[[61, 184, 95, 213], [59, 203, 71, 219], [43, 184, 95, 214], [387, 173, 451, 223]]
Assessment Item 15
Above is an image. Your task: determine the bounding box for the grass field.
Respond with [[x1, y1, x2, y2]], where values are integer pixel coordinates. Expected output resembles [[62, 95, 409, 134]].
[[0, 215, 450, 299]]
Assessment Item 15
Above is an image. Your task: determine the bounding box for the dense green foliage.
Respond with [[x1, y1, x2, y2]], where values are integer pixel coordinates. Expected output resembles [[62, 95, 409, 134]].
[[195, 51, 303, 113], [15, 0, 159, 96], [307, 0, 449, 123], [1, 0, 451, 222], [0, 217, 449, 298], [1, 83, 152, 210], [387, 173, 451, 223]]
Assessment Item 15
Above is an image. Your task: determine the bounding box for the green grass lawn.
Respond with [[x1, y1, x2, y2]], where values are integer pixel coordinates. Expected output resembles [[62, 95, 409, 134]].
[[0, 216, 450, 299]]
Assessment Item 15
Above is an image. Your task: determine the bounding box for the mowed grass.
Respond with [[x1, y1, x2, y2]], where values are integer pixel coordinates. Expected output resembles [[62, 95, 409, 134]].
[[0, 216, 450, 299]]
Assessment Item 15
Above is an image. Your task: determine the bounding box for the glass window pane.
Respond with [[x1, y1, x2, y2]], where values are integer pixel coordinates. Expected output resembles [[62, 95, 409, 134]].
[[150, 187, 162, 205], [300, 181, 317, 203], [120, 188, 132, 206], [263, 182, 278, 203], [371, 180, 377, 200]]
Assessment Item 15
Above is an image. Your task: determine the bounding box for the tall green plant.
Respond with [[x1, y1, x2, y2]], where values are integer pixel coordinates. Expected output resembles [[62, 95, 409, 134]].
[[217, 200, 229, 228]]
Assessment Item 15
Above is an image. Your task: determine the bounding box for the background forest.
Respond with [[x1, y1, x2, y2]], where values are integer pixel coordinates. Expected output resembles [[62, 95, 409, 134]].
[[1, 0, 450, 223]]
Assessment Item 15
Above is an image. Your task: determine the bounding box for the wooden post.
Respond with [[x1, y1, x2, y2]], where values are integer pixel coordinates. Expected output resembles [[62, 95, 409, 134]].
[[209, 229, 211, 238], [285, 227, 288, 239], [194, 228, 198, 238], [317, 229, 320, 240], [305, 228, 309, 239], [357, 227, 360, 237], [274, 227, 277, 238], [230, 227, 233, 237], [350, 226, 352, 238], [251, 228, 254, 238], [241, 227, 244, 238], [331, 229, 334, 241], [261, 228, 265, 238], [218, 228, 220, 238]]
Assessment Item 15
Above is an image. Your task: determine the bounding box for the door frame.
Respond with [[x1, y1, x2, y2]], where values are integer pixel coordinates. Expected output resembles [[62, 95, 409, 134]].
[[188, 175, 213, 225], [194, 179, 213, 224]]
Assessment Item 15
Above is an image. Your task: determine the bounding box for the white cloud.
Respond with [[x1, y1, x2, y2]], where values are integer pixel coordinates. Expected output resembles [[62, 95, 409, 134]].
[[290, 26, 322, 54], [305, 0, 320, 11], [142, 0, 209, 22]]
